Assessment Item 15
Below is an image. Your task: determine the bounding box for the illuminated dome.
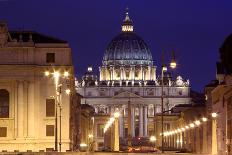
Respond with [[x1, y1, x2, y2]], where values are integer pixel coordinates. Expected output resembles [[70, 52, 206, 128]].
[[102, 10, 153, 66]]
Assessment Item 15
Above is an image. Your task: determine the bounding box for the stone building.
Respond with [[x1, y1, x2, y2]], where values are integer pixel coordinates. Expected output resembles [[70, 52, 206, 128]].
[[79, 104, 95, 151], [162, 32, 232, 155], [0, 22, 74, 152], [210, 33, 232, 155], [76, 11, 191, 150]]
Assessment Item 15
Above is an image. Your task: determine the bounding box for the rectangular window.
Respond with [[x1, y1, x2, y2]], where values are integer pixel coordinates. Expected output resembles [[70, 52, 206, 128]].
[[0, 127, 7, 137], [46, 53, 55, 63], [46, 99, 55, 117], [46, 125, 54, 136]]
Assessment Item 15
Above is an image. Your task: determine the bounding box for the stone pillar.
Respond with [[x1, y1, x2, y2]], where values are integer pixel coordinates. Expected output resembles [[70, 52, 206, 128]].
[[120, 67, 123, 80], [17, 81, 24, 138], [196, 127, 201, 153], [202, 122, 208, 153], [122, 67, 125, 80], [27, 81, 34, 137], [23, 81, 28, 137], [140, 66, 143, 80], [113, 118, 119, 151], [173, 134, 176, 148], [212, 119, 217, 155], [131, 106, 135, 137], [130, 66, 135, 80], [139, 105, 144, 137], [177, 133, 181, 148], [112, 66, 115, 80], [143, 106, 148, 137], [119, 113, 124, 138], [110, 67, 113, 80], [171, 134, 174, 148]]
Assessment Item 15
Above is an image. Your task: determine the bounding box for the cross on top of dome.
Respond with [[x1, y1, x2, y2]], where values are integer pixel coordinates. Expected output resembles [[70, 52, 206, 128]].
[[121, 8, 133, 32]]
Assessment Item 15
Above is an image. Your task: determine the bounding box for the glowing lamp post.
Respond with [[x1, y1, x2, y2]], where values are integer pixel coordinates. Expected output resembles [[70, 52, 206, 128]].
[[161, 52, 176, 153], [45, 70, 70, 152]]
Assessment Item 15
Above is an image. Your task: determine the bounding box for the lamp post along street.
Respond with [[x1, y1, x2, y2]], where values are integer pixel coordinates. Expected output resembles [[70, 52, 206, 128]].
[[161, 66, 165, 153], [45, 70, 71, 152], [58, 86, 62, 152], [160, 52, 176, 153], [54, 72, 60, 152]]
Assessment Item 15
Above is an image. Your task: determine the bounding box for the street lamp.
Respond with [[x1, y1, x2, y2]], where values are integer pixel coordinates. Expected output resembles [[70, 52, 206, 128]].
[[150, 135, 157, 149], [161, 53, 176, 153], [45, 70, 70, 152], [211, 112, 217, 118]]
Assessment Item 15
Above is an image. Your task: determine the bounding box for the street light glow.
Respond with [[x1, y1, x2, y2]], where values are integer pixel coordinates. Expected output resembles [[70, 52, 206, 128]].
[[114, 112, 120, 118], [202, 117, 208, 122], [190, 123, 195, 128], [64, 71, 69, 77], [150, 136, 156, 142], [195, 120, 201, 126], [212, 112, 217, 118], [80, 143, 87, 147], [45, 71, 50, 76], [65, 89, 71, 95], [53, 71, 60, 78]]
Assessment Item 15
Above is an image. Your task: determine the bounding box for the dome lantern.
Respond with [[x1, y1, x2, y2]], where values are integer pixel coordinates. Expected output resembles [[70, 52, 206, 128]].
[[121, 8, 133, 32]]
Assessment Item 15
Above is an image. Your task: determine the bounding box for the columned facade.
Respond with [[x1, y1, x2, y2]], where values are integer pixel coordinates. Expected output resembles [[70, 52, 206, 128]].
[[0, 22, 73, 152], [76, 10, 191, 151]]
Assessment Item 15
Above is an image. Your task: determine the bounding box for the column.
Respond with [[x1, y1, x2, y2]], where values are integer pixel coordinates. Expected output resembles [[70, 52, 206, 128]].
[[131, 106, 135, 137], [113, 118, 119, 151], [202, 122, 208, 153], [119, 113, 124, 138], [143, 106, 148, 137], [174, 134, 177, 148], [122, 67, 125, 80], [23, 81, 28, 137], [212, 119, 217, 155], [140, 66, 143, 80], [28, 81, 34, 137], [17, 81, 24, 138], [112, 66, 115, 80], [196, 127, 201, 153], [139, 105, 144, 137], [148, 66, 151, 80], [130, 67, 133, 80], [110, 67, 113, 80]]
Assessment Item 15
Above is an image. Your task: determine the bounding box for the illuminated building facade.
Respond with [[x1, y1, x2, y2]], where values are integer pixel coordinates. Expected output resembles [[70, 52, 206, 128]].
[[0, 22, 73, 152], [76, 11, 191, 150]]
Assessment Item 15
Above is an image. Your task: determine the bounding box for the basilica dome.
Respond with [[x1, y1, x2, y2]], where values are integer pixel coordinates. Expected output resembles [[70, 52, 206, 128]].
[[102, 11, 153, 66]]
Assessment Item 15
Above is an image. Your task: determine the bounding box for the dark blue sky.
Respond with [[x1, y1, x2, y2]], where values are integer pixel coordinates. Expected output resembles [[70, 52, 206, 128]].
[[1, 0, 232, 92]]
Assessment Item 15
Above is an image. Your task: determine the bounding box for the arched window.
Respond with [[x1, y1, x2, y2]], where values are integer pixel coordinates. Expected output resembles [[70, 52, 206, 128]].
[[0, 89, 9, 118]]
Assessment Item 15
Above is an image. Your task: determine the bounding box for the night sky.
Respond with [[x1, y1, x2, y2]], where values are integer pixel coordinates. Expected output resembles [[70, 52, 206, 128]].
[[1, 0, 232, 92]]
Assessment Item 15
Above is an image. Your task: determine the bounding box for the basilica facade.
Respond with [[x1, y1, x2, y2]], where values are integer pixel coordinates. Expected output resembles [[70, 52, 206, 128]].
[[76, 11, 191, 150]]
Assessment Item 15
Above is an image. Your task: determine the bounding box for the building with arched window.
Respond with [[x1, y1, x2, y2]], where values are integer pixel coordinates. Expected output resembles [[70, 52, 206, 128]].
[[0, 22, 74, 152]]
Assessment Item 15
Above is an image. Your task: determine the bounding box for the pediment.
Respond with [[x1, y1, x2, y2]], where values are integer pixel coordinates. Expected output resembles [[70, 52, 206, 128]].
[[112, 91, 142, 99]]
